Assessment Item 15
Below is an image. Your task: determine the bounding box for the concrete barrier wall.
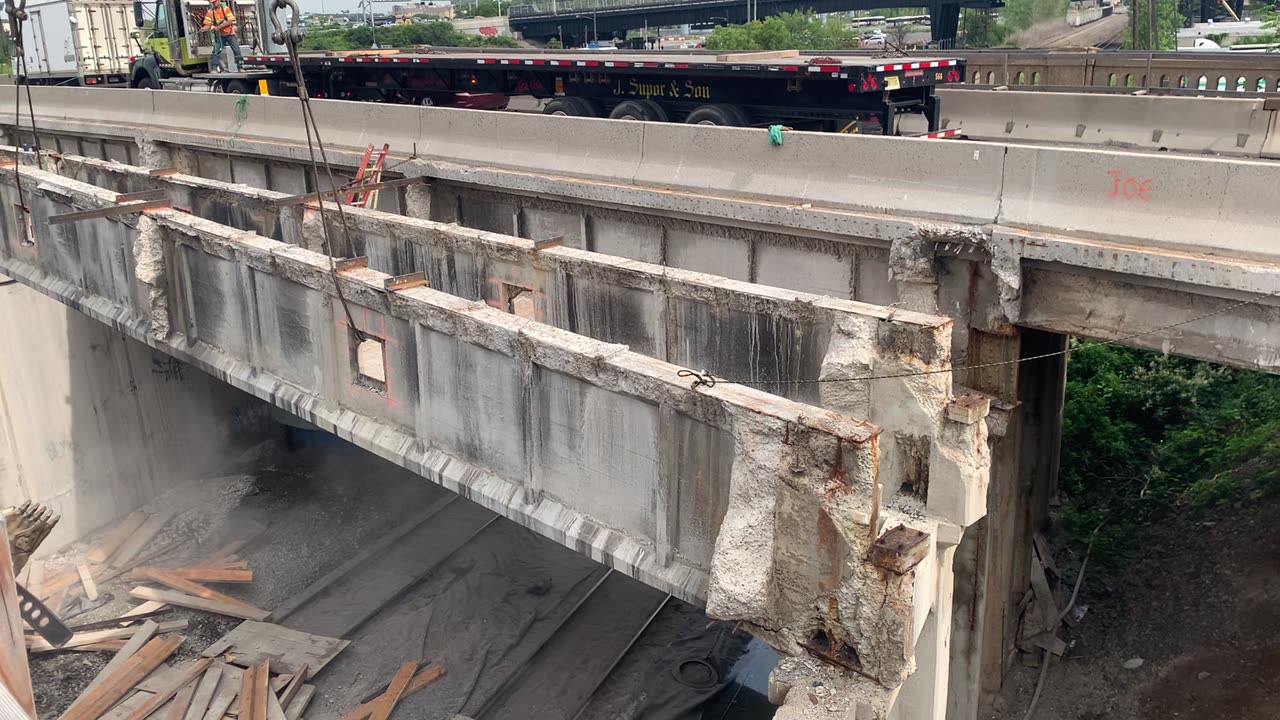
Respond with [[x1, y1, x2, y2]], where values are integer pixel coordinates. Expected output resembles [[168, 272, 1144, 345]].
[[8, 86, 1280, 256], [938, 88, 1273, 157], [0, 165, 988, 695]]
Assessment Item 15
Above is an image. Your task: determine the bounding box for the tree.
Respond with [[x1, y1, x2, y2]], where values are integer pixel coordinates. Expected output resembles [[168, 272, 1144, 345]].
[[960, 8, 1007, 47], [1125, 0, 1182, 50], [705, 11, 861, 51], [545, 37, 563, 48]]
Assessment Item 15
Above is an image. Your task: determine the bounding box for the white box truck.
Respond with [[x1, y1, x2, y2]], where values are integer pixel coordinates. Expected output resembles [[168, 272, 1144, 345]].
[[13, 0, 135, 86]]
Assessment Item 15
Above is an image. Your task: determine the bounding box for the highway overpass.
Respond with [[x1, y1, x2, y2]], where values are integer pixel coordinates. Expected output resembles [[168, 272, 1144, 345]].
[[3, 86, 1279, 719]]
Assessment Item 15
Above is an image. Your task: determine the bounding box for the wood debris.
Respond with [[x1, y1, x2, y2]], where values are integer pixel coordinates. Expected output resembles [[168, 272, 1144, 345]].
[[76, 560, 99, 601], [342, 664, 445, 720], [202, 621, 348, 675], [86, 510, 149, 565], [239, 661, 271, 720], [123, 657, 213, 720], [128, 587, 271, 622], [59, 635, 183, 720], [26, 619, 187, 653]]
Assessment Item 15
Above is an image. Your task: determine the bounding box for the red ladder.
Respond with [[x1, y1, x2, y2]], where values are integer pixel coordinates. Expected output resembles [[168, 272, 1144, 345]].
[[345, 143, 390, 208]]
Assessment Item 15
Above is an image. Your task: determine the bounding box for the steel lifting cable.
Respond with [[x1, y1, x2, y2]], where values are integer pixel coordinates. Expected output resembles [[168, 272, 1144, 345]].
[[677, 285, 1280, 390], [269, 0, 366, 341], [3, 0, 43, 245]]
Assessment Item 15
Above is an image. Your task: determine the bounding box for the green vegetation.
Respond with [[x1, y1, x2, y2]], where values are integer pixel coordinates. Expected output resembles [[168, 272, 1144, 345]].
[[544, 37, 563, 48], [456, 0, 508, 17], [704, 12, 864, 50], [297, 20, 519, 51], [1059, 341, 1280, 567], [1000, 0, 1068, 32]]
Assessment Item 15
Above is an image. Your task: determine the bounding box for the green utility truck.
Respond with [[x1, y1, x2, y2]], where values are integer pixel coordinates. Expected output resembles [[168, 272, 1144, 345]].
[[127, 0, 283, 88]]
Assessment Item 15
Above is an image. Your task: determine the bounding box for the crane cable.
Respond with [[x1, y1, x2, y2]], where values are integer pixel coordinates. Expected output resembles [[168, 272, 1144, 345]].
[[269, 0, 367, 341], [3, 0, 45, 246]]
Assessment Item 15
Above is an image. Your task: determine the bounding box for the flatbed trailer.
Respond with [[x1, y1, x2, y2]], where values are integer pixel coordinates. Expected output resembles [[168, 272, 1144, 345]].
[[232, 49, 965, 134]]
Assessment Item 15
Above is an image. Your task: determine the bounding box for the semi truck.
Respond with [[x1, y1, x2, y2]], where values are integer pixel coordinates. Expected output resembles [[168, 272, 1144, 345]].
[[34, 0, 965, 134], [205, 47, 965, 133], [12, 0, 136, 86]]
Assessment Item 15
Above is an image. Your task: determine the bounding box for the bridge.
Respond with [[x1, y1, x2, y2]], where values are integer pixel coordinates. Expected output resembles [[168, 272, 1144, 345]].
[[505, 0, 992, 45], [3, 84, 1279, 719]]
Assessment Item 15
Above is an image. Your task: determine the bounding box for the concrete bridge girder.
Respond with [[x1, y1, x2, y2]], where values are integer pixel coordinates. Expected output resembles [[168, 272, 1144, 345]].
[[6, 87, 1280, 719], [0, 158, 991, 717]]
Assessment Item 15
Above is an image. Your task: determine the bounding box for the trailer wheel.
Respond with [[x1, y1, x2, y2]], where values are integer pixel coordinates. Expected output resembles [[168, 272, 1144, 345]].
[[685, 104, 750, 127], [224, 79, 252, 95], [133, 72, 161, 90], [609, 99, 668, 122], [543, 97, 599, 117]]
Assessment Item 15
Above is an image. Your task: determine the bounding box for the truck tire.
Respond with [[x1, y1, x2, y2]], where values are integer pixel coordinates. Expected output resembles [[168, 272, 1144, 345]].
[[609, 99, 668, 122], [133, 72, 161, 90], [224, 79, 252, 94], [685, 103, 750, 127], [543, 97, 600, 117]]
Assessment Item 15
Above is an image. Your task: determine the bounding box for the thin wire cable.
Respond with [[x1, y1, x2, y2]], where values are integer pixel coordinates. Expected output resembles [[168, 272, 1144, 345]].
[[689, 285, 1280, 388], [281, 37, 365, 341]]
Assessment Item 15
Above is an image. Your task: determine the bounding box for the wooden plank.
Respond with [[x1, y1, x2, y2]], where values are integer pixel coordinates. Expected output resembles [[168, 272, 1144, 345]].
[[124, 658, 213, 720], [165, 682, 197, 720], [201, 622, 348, 676], [137, 569, 261, 612], [282, 686, 313, 720], [69, 640, 129, 652], [148, 167, 178, 177], [367, 661, 416, 720], [715, 49, 801, 61], [264, 689, 286, 720], [111, 511, 175, 569], [66, 607, 170, 633], [101, 692, 154, 720], [75, 620, 161, 703], [27, 619, 187, 652], [182, 663, 223, 720], [200, 664, 240, 720], [59, 634, 183, 720], [76, 560, 99, 602], [339, 665, 444, 720], [121, 601, 171, 624], [276, 665, 306, 710], [135, 568, 253, 584], [239, 661, 269, 720], [128, 587, 271, 622], [48, 199, 171, 225], [87, 512, 150, 565], [0, 514, 34, 720]]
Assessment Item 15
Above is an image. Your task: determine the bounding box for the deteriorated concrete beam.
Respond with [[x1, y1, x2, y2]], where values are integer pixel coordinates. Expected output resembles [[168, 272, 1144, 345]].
[[0, 165, 966, 696], [27, 149, 992, 531]]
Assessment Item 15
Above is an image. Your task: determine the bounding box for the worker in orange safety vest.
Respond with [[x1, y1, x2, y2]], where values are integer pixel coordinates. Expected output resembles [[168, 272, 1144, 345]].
[[202, 0, 243, 73]]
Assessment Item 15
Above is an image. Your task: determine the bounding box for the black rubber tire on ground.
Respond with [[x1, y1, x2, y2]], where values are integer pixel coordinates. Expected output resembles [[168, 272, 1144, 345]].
[[224, 79, 252, 95], [685, 103, 751, 127], [134, 72, 161, 90], [608, 99, 669, 122], [543, 96, 600, 117]]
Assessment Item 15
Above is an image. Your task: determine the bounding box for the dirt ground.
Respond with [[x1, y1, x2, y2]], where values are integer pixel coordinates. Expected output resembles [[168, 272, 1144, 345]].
[[997, 494, 1280, 719]]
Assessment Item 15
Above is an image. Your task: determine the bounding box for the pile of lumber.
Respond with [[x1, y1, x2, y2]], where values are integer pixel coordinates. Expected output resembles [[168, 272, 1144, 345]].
[[22, 509, 181, 618], [57, 625, 319, 720]]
